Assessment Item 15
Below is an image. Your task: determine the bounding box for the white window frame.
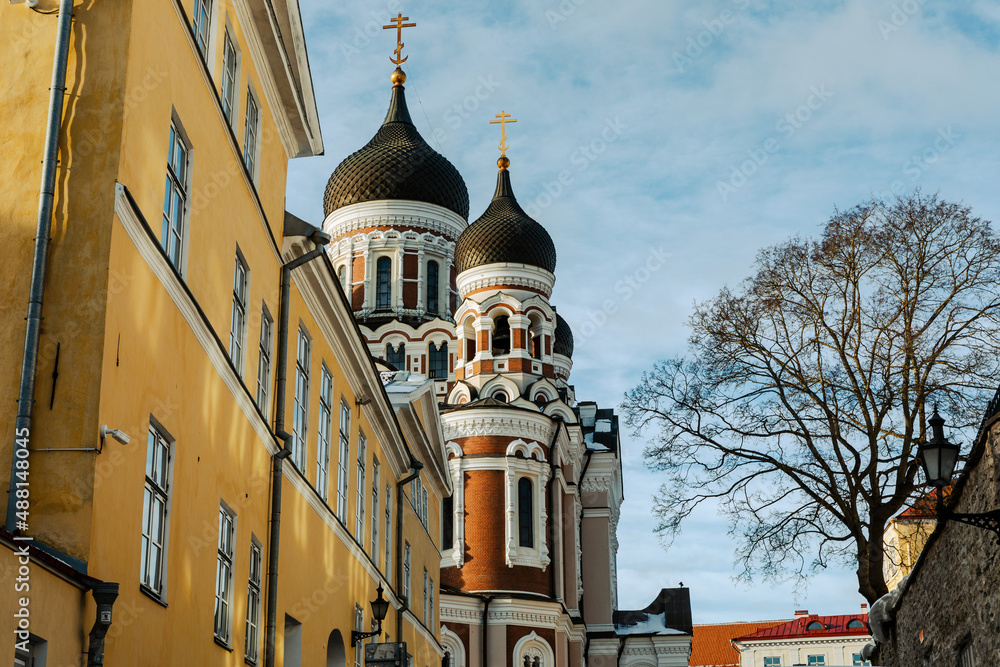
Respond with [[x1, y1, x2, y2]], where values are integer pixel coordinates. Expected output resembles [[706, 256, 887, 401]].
[[245, 538, 263, 663], [513, 632, 554, 667], [256, 304, 273, 419], [192, 0, 215, 59], [355, 429, 367, 544], [337, 399, 350, 522], [229, 249, 249, 375], [422, 568, 428, 624], [763, 658, 782, 667], [141, 421, 173, 598], [371, 456, 380, 561], [503, 441, 550, 569], [292, 326, 310, 471], [807, 656, 826, 666], [384, 483, 392, 578], [214, 503, 236, 645], [429, 576, 434, 627], [161, 119, 190, 274], [220, 28, 239, 125], [316, 364, 334, 501], [354, 604, 364, 667], [243, 85, 261, 181]]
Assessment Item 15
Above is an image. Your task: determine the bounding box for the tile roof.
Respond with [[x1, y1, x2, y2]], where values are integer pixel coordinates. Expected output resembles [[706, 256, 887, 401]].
[[733, 614, 870, 642], [897, 484, 953, 520], [690, 621, 787, 666]]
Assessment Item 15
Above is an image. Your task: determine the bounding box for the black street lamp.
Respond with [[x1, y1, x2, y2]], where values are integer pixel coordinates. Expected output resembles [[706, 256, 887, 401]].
[[351, 583, 391, 647], [917, 408, 1000, 543]]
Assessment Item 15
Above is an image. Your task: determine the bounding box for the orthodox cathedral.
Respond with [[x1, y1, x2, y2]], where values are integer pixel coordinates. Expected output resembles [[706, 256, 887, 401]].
[[319, 45, 692, 667]]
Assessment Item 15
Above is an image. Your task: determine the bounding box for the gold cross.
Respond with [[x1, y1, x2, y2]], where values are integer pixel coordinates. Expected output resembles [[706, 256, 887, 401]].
[[490, 110, 517, 157], [383, 13, 416, 65]]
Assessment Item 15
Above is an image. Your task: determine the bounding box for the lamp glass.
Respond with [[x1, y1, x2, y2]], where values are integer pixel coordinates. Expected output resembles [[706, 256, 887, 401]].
[[920, 440, 959, 487]]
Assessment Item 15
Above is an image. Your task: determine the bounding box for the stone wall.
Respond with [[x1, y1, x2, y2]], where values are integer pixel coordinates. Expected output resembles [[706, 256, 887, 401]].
[[875, 424, 1000, 666]]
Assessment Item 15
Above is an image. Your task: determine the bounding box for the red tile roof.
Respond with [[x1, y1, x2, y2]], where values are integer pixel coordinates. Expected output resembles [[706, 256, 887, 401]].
[[733, 614, 870, 642], [897, 484, 953, 520], [690, 621, 788, 666]]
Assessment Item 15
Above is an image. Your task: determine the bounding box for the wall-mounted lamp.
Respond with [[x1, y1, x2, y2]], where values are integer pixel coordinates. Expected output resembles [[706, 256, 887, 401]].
[[100, 425, 131, 446], [350, 583, 390, 647], [917, 408, 1000, 543], [356, 396, 372, 407]]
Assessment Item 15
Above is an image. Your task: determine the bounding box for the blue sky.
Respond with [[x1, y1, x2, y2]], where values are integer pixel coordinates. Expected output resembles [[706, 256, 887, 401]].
[[285, 0, 1000, 623]]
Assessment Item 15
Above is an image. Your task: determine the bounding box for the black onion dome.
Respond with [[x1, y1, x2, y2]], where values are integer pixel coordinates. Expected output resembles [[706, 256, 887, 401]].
[[323, 82, 469, 219], [454, 169, 557, 274], [553, 313, 574, 358]]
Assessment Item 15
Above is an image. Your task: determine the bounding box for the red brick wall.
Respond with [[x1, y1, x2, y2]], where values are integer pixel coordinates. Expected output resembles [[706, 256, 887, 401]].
[[403, 281, 417, 309]]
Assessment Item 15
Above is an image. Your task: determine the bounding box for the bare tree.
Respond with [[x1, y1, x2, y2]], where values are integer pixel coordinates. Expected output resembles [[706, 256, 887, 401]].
[[623, 192, 1000, 602]]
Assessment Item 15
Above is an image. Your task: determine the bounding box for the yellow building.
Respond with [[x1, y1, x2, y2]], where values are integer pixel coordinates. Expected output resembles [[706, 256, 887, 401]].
[[882, 490, 940, 591], [0, 0, 448, 665]]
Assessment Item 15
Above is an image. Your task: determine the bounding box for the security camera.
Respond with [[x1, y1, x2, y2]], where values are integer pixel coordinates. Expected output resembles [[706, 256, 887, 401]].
[[100, 425, 131, 445]]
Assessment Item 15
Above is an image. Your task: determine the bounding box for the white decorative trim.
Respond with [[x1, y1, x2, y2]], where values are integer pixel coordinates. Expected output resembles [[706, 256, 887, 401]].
[[457, 263, 555, 300], [441, 626, 466, 667], [441, 410, 555, 442], [506, 439, 546, 461], [580, 476, 614, 493], [512, 631, 555, 667], [504, 457, 551, 570], [445, 442, 465, 568], [324, 199, 468, 242]]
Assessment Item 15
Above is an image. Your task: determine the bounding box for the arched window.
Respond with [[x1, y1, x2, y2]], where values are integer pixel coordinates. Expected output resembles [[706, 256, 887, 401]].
[[806, 621, 824, 631], [492, 391, 508, 403], [492, 315, 511, 355], [426, 261, 439, 314], [847, 619, 866, 629], [386, 343, 405, 370], [375, 257, 391, 310], [513, 633, 551, 667], [429, 341, 449, 379], [518, 478, 533, 548]]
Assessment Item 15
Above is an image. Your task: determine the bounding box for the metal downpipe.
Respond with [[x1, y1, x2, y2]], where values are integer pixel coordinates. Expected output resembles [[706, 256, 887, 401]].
[[6, 0, 75, 533]]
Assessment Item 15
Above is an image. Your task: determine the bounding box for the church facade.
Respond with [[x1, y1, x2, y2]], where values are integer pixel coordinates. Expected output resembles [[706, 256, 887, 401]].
[[320, 60, 692, 667]]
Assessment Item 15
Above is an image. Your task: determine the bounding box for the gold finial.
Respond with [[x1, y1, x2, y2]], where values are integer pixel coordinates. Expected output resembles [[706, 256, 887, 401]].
[[390, 67, 406, 86], [490, 110, 517, 164], [383, 13, 416, 66]]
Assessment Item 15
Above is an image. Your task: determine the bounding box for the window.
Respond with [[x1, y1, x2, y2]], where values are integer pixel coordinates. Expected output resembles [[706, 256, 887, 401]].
[[518, 478, 533, 548], [292, 327, 310, 471], [141, 424, 172, 597], [245, 540, 263, 663], [214, 504, 236, 644], [847, 619, 866, 629], [403, 542, 411, 600], [423, 568, 429, 624], [337, 400, 350, 521], [192, 0, 214, 58], [426, 261, 439, 314], [442, 495, 454, 549], [371, 456, 380, 561], [356, 430, 367, 543], [161, 122, 189, 271], [229, 251, 249, 374], [375, 257, 392, 310], [411, 476, 429, 530], [338, 265, 347, 292], [221, 31, 238, 124], [763, 659, 782, 667], [852, 654, 871, 666], [806, 621, 824, 631], [429, 341, 448, 379], [256, 305, 273, 418], [316, 365, 333, 501], [386, 343, 405, 370], [384, 484, 392, 579], [14, 635, 45, 667], [354, 605, 364, 667], [429, 577, 434, 626], [492, 316, 511, 355], [807, 657, 825, 666], [243, 87, 260, 180]]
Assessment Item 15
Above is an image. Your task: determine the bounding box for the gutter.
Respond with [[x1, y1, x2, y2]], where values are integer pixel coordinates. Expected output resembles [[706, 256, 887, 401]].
[[5, 0, 75, 532], [263, 234, 329, 667]]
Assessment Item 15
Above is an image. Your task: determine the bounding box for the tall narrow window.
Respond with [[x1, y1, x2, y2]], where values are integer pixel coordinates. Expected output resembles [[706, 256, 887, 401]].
[[229, 251, 249, 374], [221, 31, 238, 124], [161, 122, 189, 271], [429, 578, 434, 626], [426, 261, 439, 314], [316, 365, 333, 501], [375, 257, 392, 310], [214, 504, 236, 644], [403, 542, 411, 600], [518, 478, 533, 548], [256, 305, 273, 419], [423, 568, 429, 624], [192, 0, 214, 58], [385, 484, 392, 579], [442, 495, 454, 549], [429, 342, 448, 379], [141, 424, 172, 597], [371, 457, 380, 562], [356, 430, 367, 544], [354, 605, 364, 667], [492, 316, 511, 355], [338, 265, 348, 292], [292, 327, 310, 471], [245, 539, 263, 663], [244, 88, 260, 180], [337, 400, 350, 521], [386, 343, 405, 370], [422, 487, 428, 529]]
